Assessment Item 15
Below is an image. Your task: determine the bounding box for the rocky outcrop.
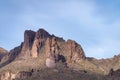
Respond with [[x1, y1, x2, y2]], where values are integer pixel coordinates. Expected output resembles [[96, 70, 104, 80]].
[[0, 28, 85, 69], [0, 70, 32, 80], [19, 30, 36, 58], [7, 29, 51, 59], [0, 71, 17, 80], [65, 40, 86, 63], [45, 37, 85, 68], [45, 37, 60, 68], [31, 29, 51, 58], [45, 37, 60, 59]]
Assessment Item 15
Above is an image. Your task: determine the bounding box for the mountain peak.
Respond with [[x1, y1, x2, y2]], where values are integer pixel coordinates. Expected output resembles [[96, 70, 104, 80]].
[[0, 47, 8, 53], [0, 47, 8, 61], [4, 28, 85, 63]]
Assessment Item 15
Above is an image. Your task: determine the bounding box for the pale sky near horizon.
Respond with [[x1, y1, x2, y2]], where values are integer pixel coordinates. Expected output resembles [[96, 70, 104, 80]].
[[0, 0, 120, 59]]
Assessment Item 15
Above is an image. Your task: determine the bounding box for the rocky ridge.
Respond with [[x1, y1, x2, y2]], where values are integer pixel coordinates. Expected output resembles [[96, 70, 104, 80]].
[[0, 47, 8, 61]]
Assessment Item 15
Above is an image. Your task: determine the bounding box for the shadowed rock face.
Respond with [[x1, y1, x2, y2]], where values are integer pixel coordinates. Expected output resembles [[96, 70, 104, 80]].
[[109, 69, 120, 77], [9, 45, 22, 62], [19, 30, 36, 58]]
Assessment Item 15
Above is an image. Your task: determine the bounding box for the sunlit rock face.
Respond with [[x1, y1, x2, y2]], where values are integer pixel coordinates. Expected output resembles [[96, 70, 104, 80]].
[[45, 37, 57, 68], [46, 58, 56, 68], [46, 52, 56, 68], [0, 71, 17, 80], [31, 29, 51, 58], [0, 71, 10, 80]]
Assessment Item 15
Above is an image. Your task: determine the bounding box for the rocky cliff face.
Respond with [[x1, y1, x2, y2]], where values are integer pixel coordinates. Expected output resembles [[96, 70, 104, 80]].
[[19, 30, 36, 58], [1, 28, 85, 66], [66, 39, 85, 63], [31, 29, 51, 58], [45, 37, 86, 68], [18, 29, 52, 59]]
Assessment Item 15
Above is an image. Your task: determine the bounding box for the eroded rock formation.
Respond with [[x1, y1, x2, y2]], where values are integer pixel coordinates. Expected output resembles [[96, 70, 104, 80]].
[[45, 36, 85, 68], [19, 30, 36, 58], [0, 28, 86, 73], [31, 29, 51, 58], [66, 39, 85, 63]]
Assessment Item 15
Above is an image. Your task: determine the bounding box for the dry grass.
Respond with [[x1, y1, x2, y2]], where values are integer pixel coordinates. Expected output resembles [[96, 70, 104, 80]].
[[0, 58, 46, 73], [16, 68, 113, 80], [0, 57, 120, 80]]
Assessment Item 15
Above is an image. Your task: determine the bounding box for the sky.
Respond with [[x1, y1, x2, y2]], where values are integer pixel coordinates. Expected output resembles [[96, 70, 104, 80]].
[[0, 0, 120, 59]]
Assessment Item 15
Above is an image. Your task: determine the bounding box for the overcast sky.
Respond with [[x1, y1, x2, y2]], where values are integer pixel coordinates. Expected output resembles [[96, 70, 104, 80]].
[[0, 0, 120, 59]]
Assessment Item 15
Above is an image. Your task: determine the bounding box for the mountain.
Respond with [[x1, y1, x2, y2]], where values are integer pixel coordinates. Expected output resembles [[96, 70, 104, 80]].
[[0, 29, 85, 64], [0, 28, 120, 80], [0, 47, 8, 61]]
